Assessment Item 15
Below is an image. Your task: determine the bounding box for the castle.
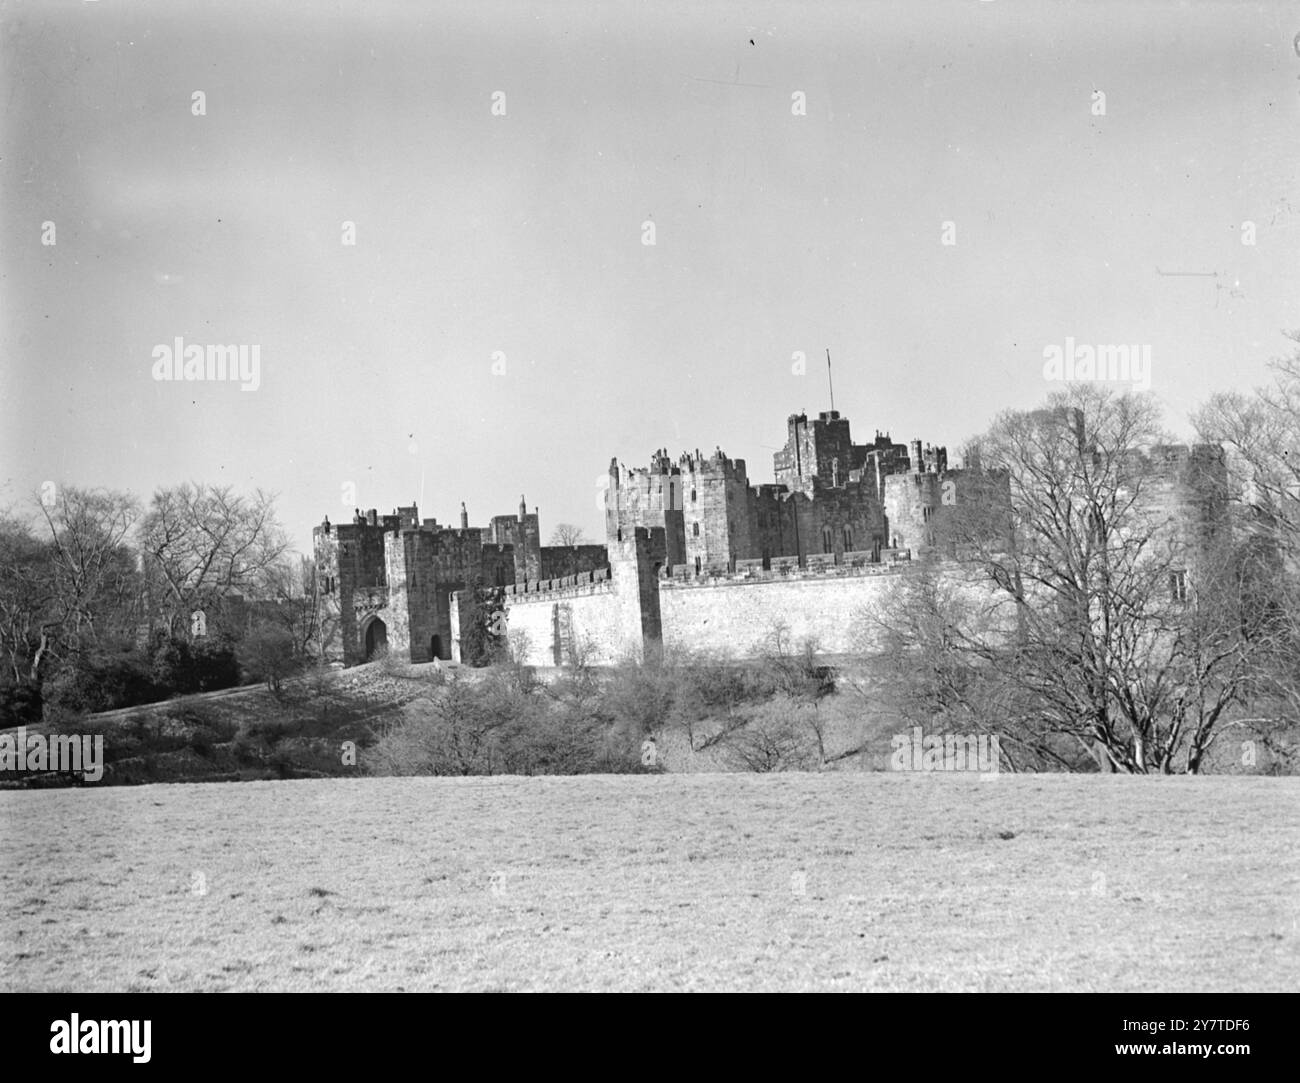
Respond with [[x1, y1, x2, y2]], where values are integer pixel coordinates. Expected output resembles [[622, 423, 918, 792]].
[[312, 496, 606, 665], [607, 409, 981, 573], [312, 406, 1225, 668]]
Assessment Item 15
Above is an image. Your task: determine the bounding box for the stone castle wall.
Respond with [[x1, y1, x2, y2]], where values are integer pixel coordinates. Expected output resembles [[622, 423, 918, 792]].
[[315, 407, 1222, 671], [658, 561, 908, 657], [452, 572, 624, 666], [463, 537, 918, 667]]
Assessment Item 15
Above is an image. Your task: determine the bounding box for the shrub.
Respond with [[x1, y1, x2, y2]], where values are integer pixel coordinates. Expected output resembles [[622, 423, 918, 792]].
[[0, 676, 42, 724], [149, 634, 240, 697], [191, 727, 215, 757], [230, 730, 263, 765], [40, 645, 160, 715], [237, 622, 303, 695], [720, 698, 819, 772]]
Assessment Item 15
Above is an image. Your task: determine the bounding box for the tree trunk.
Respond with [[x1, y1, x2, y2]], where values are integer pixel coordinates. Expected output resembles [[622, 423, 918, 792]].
[[1090, 736, 1116, 772], [28, 631, 49, 682]]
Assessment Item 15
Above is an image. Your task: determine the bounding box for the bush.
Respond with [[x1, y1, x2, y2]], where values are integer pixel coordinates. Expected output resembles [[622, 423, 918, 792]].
[[41, 645, 160, 715], [365, 663, 648, 778], [191, 727, 215, 757], [242, 716, 300, 746], [0, 676, 42, 724], [237, 622, 303, 695], [720, 698, 819, 772], [231, 730, 263, 765], [267, 747, 295, 778], [601, 656, 679, 736], [149, 634, 240, 696]]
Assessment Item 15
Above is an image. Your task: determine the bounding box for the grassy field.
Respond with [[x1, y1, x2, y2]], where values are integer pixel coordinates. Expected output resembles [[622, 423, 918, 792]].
[[2, 772, 1297, 991]]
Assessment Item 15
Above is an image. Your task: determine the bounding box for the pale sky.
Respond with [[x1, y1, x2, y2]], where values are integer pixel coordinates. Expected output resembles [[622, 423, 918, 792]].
[[2, 0, 1297, 554]]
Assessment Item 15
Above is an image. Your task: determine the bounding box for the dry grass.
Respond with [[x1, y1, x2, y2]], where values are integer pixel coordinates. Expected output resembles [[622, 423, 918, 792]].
[[2, 773, 1297, 991]]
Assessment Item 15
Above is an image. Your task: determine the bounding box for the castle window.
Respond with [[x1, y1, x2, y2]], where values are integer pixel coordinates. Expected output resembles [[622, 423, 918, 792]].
[[694, 556, 701, 575], [693, 522, 700, 537], [842, 526, 853, 552], [822, 527, 833, 553], [1170, 570, 1188, 604], [923, 506, 933, 522], [691, 489, 697, 504]]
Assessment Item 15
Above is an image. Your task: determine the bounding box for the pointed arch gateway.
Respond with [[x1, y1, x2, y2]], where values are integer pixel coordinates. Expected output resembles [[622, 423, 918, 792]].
[[362, 616, 388, 660]]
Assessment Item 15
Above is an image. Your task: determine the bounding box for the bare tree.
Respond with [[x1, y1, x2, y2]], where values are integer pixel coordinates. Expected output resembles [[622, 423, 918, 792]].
[[549, 523, 587, 547], [139, 484, 289, 638], [256, 555, 336, 659], [1194, 332, 1300, 757], [0, 516, 52, 685], [852, 561, 1053, 770], [874, 386, 1264, 774], [721, 698, 817, 772], [1194, 331, 1300, 557], [0, 487, 141, 685], [757, 622, 836, 765]]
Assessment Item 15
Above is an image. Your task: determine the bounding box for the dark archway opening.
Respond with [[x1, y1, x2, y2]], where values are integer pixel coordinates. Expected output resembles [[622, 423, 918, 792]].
[[430, 634, 443, 661], [364, 617, 388, 661]]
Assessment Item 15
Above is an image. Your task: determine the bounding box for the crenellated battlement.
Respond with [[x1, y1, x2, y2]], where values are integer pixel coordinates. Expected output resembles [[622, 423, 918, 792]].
[[485, 569, 616, 607], [612, 447, 749, 486], [316, 403, 1228, 672], [314, 497, 605, 665], [659, 549, 912, 589]]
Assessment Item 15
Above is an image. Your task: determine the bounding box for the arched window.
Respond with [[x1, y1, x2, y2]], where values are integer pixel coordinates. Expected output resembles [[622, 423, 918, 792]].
[[822, 526, 833, 553], [842, 526, 853, 552], [693, 522, 700, 537], [691, 489, 697, 504]]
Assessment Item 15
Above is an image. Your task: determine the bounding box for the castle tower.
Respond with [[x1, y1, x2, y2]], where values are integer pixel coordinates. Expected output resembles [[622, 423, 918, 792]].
[[606, 455, 688, 568], [610, 526, 666, 660], [681, 447, 754, 573], [313, 506, 405, 664], [774, 410, 867, 492]]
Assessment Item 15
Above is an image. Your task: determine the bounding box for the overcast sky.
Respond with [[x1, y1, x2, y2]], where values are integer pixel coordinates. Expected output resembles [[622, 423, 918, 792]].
[[2, 0, 1297, 554]]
